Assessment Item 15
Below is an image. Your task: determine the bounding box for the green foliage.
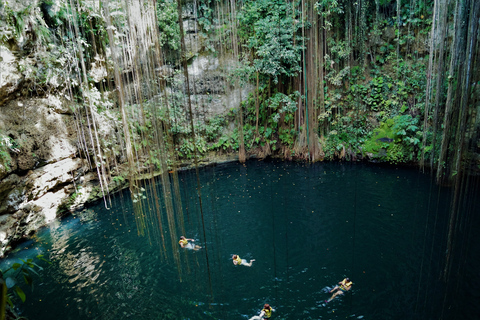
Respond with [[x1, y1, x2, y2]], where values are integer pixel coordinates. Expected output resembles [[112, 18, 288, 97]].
[[321, 111, 369, 160], [278, 127, 296, 148], [345, 58, 426, 115], [238, 0, 305, 83], [203, 115, 228, 141], [239, 89, 299, 152], [57, 186, 84, 214], [0, 1, 106, 95], [132, 186, 147, 203], [213, 131, 239, 152], [197, 0, 213, 33], [315, 0, 344, 30], [1, 2, 52, 43], [0, 134, 14, 170], [176, 135, 209, 159], [324, 38, 351, 86], [268, 92, 299, 124], [111, 167, 127, 183], [363, 115, 421, 163], [156, 0, 180, 51], [197, 0, 216, 53], [0, 255, 50, 310]]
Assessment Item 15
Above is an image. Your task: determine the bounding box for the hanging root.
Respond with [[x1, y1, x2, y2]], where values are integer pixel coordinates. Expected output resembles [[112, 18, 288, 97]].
[[293, 129, 308, 159], [310, 133, 325, 162], [253, 141, 272, 159], [282, 145, 293, 160], [293, 131, 324, 161]]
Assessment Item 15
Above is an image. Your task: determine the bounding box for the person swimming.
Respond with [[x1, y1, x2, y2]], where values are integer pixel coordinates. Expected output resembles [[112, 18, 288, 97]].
[[249, 303, 274, 320], [326, 278, 353, 302], [259, 303, 274, 319], [232, 254, 255, 266], [178, 236, 201, 250]]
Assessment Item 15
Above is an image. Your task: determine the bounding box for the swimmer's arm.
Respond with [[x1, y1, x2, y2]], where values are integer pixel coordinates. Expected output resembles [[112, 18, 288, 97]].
[[259, 311, 265, 317]]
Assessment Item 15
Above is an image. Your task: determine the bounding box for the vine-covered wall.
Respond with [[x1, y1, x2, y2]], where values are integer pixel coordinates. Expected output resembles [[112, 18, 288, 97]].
[[0, 0, 478, 257]]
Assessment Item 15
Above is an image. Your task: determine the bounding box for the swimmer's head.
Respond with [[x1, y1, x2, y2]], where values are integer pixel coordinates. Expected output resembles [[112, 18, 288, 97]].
[[180, 236, 186, 240], [264, 304, 271, 310], [232, 255, 238, 259]]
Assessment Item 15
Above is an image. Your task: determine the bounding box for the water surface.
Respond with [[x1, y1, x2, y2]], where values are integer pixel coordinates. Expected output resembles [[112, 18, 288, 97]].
[[2, 160, 479, 319]]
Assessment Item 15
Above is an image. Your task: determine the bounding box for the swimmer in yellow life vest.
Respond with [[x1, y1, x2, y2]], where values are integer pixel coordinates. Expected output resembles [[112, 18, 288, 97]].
[[232, 254, 255, 267], [259, 303, 274, 319], [326, 278, 353, 303], [178, 236, 201, 250]]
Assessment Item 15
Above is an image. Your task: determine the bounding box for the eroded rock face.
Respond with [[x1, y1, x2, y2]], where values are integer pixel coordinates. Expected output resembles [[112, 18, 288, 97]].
[[1, 97, 77, 168], [0, 174, 25, 214], [0, 90, 120, 256], [0, 4, 254, 258], [0, 45, 23, 105]]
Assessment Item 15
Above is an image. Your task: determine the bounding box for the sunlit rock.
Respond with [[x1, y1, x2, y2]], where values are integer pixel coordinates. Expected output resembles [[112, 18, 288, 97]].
[[89, 55, 108, 83], [0, 45, 22, 104]]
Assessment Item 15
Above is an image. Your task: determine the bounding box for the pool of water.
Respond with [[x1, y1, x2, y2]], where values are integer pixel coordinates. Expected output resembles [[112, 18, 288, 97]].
[[2, 160, 479, 319]]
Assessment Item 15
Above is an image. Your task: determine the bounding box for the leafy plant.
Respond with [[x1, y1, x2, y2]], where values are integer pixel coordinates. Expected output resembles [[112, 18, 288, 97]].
[[0, 135, 13, 170], [176, 135, 209, 159], [156, 0, 180, 52], [1, 255, 50, 312], [362, 115, 421, 163], [238, 0, 305, 83]]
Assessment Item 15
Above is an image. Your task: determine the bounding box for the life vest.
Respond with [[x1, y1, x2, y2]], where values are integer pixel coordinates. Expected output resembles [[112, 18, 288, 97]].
[[340, 279, 352, 290], [179, 238, 188, 246], [234, 256, 242, 265], [262, 307, 272, 318]]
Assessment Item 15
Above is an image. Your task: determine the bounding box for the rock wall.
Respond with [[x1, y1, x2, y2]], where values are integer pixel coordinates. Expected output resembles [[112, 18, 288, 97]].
[[0, 3, 253, 257], [0, 92, 121, 256], [0, 34, 123, 256]]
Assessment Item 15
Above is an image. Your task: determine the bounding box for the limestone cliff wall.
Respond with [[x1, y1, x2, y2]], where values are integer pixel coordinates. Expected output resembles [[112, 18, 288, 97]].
[[0, 4, 251, 257], [0, 89, 121, 256], [0, 29, 123, 256]]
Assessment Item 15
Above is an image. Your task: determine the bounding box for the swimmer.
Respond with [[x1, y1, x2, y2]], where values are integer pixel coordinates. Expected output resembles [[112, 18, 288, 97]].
[[232, 254, 255, 267], [178, 236, 201, 250], [326, 278, 353, 303], [259, 303, 274, 319]]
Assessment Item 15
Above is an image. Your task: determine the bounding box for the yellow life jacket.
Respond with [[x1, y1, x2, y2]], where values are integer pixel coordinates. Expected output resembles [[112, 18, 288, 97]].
[[340, 279, 352, 290], [262, 308, 272, 318], [234, 256, 242, 265], [179, 239, 188, 246]]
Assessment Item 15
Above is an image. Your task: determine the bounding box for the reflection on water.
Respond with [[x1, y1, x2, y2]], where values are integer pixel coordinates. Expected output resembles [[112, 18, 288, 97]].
[[1, 161, 479, 320], [111, 239, 141, 300]]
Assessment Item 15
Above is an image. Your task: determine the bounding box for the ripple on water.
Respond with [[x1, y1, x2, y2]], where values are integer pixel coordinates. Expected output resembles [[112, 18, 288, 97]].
[[1, 161, 478, 320]]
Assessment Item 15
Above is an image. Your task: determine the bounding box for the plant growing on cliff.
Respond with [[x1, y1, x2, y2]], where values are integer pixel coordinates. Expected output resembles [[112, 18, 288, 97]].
[[1, 255, 50, 319], [0, 134, 18, 171], [238, 0, 305, 84], [362, 114, 421, 163], [156, 0, 180, 52]]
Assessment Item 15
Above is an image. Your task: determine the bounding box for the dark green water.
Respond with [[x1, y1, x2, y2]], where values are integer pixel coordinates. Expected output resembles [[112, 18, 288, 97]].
[[2, 161, 479, 319]]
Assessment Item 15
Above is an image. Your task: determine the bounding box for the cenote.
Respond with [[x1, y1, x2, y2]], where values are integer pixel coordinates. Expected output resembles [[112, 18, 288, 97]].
[[2, 160, 479, 320]]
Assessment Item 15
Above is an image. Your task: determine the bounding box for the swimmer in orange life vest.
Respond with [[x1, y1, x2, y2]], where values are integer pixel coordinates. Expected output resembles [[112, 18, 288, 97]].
[[326, 278, 353, 302], [178, 236, 201, 250], [232, 254, 255, 266]]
